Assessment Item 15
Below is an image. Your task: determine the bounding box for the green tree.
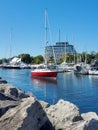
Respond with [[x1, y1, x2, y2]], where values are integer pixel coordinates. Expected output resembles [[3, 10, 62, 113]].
[[31, 56, 34, 64], [48, 56, 54, 63], [91, 51, 96, 59], [95, 53, 98, 60], [66, 53, 74, 63], [2, 58, 8, 63], [58, 55, 66, 64], [18, 54, 31, 64], [81, 52, 86, 62], [57, 56, 63, 64], [0, 59, 2, 64], [33, 55, 44, 64], [86, 52, 96, 64]]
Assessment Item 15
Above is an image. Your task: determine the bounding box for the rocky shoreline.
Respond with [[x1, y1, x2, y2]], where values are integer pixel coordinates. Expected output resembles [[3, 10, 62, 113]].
[[0, 79, 98, 130]]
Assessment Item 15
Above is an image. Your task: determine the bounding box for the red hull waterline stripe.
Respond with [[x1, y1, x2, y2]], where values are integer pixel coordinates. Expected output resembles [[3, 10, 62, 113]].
[[31, 72, 57, 78]]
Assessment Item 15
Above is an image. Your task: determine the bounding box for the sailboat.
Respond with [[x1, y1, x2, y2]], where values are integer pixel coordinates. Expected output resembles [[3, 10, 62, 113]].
[[73, 53, 90, 74], [2, 29, 21, 69], [59, 38, 74, 72], [31, 10, 58, 79], [88, 60, 98, 75]]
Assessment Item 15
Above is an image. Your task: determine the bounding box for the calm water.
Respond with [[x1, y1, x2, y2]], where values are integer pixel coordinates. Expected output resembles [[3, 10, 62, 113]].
[[0, 69, 98, 114]]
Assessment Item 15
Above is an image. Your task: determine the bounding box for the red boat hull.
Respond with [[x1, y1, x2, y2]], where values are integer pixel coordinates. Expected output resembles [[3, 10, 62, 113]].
[[31, 71, 57, 78]]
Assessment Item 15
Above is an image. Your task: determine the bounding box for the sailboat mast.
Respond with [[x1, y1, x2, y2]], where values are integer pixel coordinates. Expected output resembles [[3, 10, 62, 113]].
[[44, 9, 48, 64], [64, 36, 67, 64], [45, 10, 48, 47], [9, 29, 12, 60], [59, 29, 60, 43], [44, 9, 57, 65]]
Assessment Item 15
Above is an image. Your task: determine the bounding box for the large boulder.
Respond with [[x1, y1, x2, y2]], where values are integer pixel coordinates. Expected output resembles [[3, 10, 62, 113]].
[[0, 83, 98, 130], [0, 79, 7, 84], [0, 92, 19, 117], [0, 84, 29, 99], [0, 97, 54, 130], [82, 112, 98, 130], [0, 84, 30, 117], [41, 100, 98, 130], [41, 99, 83, 129]]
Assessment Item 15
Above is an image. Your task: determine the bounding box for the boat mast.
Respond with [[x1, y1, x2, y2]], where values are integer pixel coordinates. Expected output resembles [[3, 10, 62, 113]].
[[59, 29, 60, 43], [59, 29, 62, 58], [85, 51, 87, 64], [44, 9, 57, 65], [9, 28, 13, 61], [64, 36, 67, 64], [45, 9, 48, 65]]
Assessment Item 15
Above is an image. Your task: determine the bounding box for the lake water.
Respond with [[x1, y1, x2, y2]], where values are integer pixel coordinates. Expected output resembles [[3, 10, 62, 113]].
[[0, 69, 98, 114]]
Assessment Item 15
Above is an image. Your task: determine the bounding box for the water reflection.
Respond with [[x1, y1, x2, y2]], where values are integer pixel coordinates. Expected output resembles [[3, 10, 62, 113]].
[[31, 77, 57, 85], [74, 73, 87, 79], [30, 77, 58, 104], [89, 75, 98, 80], [89, 75, 98, 85]]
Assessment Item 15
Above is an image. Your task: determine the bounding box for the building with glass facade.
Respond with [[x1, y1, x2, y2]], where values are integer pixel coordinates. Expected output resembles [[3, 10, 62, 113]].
[[45, 42, 76, 62]]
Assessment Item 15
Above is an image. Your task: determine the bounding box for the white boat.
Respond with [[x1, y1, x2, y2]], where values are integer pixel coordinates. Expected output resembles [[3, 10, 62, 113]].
[[59, 39, 75, 72], [89, 69, 98, 75], [2, 57, 31, 69], [59, 62, 74, 72], [20, 63, 31, 69], [2, 64, 20, 69], [89, 60, 98, 75], [74, 62, 89, 75]]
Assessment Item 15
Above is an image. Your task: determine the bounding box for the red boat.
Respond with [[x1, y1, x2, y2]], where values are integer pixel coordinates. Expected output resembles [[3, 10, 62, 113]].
[[31, 64, 58, 79], [31, 10, 58, 79]]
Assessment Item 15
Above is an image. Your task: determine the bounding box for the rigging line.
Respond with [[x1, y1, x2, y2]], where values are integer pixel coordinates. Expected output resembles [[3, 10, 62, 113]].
[[46, 10, 56, 64]]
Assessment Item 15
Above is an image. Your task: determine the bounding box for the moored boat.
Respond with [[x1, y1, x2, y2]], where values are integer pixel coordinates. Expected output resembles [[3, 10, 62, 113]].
[[89, 60, 98, 75], [2, 57, 31, 69], [74, 62, 89, 75], [2, 64, 20, 69], [31, 64, 58, 79], [31, 10, 58, 79]]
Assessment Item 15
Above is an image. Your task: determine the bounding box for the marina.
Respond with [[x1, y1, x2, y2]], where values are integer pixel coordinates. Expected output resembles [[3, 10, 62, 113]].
[[0, 68, 98, 114], [0, 1, 98, 129]]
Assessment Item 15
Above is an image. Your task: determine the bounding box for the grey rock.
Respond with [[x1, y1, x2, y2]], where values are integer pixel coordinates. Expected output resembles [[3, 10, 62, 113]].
[[0, 92, 19, 117], [0, 97, 53, 130], [0, 79, 7, 84], [0, 84, 98, 130], [43, 99, 83, 130], [0, 84, 29, 100], [82, 112, 98, 130], [0, 84, 29, 119]]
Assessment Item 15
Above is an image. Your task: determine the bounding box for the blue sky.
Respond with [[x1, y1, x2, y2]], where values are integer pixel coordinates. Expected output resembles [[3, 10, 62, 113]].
[[0, 0, 98, 58]]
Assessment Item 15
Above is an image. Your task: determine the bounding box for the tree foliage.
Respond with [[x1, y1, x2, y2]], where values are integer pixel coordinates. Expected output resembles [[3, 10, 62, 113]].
[[33, 55, 44, 64], [95, 53, 98, 60], [1, 51, 98, 65], [48, 56, 55, 63], [0, 59, 2, 64], [18, 54, 31, 64]]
